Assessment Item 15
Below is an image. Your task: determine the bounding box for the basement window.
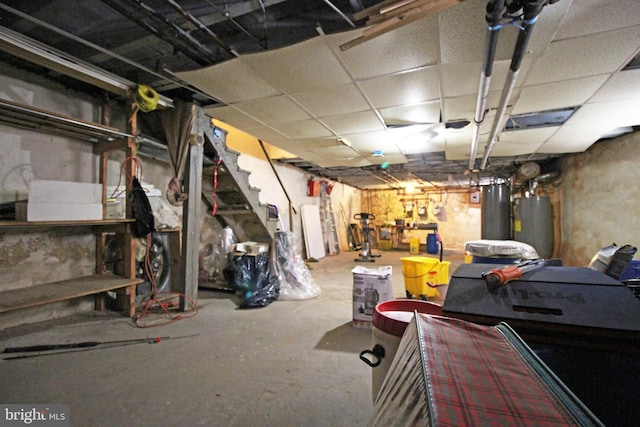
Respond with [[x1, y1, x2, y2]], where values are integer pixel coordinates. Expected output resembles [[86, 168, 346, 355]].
[[504, 107, 578, 131]]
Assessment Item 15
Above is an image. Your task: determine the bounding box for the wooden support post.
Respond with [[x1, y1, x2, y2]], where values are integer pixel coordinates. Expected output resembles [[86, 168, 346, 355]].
[[179, 105, 204, 311]]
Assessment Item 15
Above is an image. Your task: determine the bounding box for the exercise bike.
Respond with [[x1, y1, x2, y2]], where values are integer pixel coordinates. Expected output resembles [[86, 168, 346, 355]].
[[354, 212, 381, 262]]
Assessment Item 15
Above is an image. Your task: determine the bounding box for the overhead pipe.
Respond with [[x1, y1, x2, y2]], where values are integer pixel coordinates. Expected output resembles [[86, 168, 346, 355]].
[[163, 0, 234, 56], [479, 0, 549, 170], [468, 0, 507, 170]]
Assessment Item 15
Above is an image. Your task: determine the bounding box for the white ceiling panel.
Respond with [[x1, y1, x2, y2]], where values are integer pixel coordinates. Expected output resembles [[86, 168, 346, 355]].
[[491, 141, 544, 157], [380, 102, 442, 125], [270, 119, 333, 139], [498, 127, 558, 144], [527, 26, 640, 86], [567, 98, 640, 127], [177, 59, 279, 103], [514, 75, 609, 114], [311, 145, 365, 160], [554, 0, 640, 40], [240, 126, 290, 144], [439, 0, 519, 64], [443, 91, 506, 122], [368, 152, 407, 165], [340, 14, 440, 80], [172, 1, 640, 179], [295, 137, 348, 149], [590, 70, 640, 102], [291, 83, 369, 118], [232, 95, 311, 124], [396, 132, 446, 155], [439, 62, 481, 98], [359, 66, 441, 109], [204, 105, 265, 129], [242, 37, 350, 93], [538, 123, 617, 154], [321, 110, 385, 135], [444, 127, 476, 160]]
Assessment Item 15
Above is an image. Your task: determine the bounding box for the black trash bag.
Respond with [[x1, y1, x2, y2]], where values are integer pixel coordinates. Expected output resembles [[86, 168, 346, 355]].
[[130, 176, 155, 238], [224, 252, 279, 309]]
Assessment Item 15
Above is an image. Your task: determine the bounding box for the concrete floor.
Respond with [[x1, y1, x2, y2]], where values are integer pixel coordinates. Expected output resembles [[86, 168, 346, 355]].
[[0, 248, 464, 427]]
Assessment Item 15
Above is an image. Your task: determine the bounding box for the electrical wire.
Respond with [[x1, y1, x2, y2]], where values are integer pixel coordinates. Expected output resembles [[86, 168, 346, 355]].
[[134, 233, 199, 328], [107, 157, 199, 327], [110, 156, 144, 199]]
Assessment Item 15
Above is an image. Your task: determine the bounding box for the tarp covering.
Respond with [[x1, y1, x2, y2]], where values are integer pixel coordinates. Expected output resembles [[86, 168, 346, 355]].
[[370, 313, 603, 427]]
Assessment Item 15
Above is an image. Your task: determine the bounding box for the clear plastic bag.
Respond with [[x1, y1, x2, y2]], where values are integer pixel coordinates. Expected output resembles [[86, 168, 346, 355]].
[[272, 231, 321, 300], [465, 239, 539, 259]]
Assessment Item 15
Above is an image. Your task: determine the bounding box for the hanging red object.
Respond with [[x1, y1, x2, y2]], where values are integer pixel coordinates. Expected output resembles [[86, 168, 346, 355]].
[[307, 177, 320, 197]]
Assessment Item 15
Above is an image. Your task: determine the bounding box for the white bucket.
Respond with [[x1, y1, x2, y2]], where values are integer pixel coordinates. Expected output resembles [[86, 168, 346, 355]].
[[361, 299, 443, 402]]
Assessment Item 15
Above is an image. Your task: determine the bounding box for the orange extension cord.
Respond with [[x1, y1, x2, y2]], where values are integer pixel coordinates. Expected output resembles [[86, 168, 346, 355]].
[[111, 157, 199, 327]]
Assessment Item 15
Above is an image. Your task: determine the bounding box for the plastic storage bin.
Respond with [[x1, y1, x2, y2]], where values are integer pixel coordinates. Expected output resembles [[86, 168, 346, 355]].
[[401, 256, 450, 299]]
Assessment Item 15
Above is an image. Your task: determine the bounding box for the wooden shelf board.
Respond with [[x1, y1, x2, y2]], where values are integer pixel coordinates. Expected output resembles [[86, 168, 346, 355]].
[[0, 274, 143, 313], [0, 219, 134, 228]]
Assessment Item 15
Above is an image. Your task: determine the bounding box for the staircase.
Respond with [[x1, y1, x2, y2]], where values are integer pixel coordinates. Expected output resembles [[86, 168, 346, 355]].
[[201, 124, 278, 245]]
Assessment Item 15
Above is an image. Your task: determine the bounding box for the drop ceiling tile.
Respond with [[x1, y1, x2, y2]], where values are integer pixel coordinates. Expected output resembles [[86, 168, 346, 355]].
[[290, 83, 370, 118], [311, 145, 363, 161], [396, 133, 446, 155], [590, 70, 640, 102], [295, 137, 344, 150], [204, 105, 264, 128], [241, 37, 351, 93], [338, 129, 389, 150], [567, 98, 640, 126], [443, 91, 503, 123], [177, 59, 279, 103], [490, 142, 544, 157], [554, 0, 640, 40], [359, 66, 440, 109], [380, 101, 441, 125], [340, 14, 439, 79], [526, 26, 640, 86], [513, 75, 609, 114], [321, 111, 386, 135], [444, 127, 475, 160], [232, 95, 311, 124], [241, 126, 290, 144], [439, 0, 518, 63], [498, 127, 558, 144], [439, 62, 481, 98], [270, 119, 333, 139], [343, 136, 404, 160], [368, 152, 407, 166], [312, 156, 373, 168], [538, 123, 615, 153]]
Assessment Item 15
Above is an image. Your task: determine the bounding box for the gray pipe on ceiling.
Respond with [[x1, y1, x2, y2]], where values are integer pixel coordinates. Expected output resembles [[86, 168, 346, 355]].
[[468, 0, 507, 171], [479, 0, 551, 170]]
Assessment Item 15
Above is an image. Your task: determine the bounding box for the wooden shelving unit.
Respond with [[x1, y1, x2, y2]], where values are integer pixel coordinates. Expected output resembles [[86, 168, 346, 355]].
[[0, 99, 140, 318]]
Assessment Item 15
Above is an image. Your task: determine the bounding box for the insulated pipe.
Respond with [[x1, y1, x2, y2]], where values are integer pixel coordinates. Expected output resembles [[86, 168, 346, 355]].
[[468, 0, 507, 170], [480, 0, 548, 170]]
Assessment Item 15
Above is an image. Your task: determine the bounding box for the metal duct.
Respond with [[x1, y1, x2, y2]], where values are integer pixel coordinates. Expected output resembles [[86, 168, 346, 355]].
[[479, 0, 549, 170], [468, 0, 507, 170]]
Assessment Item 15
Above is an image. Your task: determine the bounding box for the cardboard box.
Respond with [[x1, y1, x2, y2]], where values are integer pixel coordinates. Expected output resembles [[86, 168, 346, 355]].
[[352, 266, 393, 329]]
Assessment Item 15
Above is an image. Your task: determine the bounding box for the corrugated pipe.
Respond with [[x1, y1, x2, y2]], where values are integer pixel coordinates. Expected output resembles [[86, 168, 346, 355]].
[[479, 0, 549, 170], [468, 0, 507, 171]]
